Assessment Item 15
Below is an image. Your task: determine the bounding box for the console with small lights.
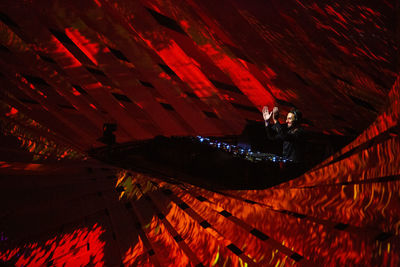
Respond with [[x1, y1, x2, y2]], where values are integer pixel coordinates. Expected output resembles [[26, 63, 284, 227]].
[[194, 136, 291, 163]]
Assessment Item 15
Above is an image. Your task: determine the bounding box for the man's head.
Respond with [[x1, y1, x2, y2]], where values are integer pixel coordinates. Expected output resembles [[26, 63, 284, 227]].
[[286, 109, 302, 128]]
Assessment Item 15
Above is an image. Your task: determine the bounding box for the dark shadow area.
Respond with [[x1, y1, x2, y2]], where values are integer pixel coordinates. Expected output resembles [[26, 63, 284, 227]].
[[0, 133, 171, 266], [89, 121, 354, 190]]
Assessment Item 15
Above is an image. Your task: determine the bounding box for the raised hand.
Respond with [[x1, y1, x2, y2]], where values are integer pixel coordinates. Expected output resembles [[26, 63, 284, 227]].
[[262, 106, 272, 121], [272, 106, 279, 121]]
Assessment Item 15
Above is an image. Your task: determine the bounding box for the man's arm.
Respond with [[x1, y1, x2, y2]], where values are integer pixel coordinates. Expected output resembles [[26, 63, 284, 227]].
[[263, 106, 282, 140], [272, 106, 279, 124]]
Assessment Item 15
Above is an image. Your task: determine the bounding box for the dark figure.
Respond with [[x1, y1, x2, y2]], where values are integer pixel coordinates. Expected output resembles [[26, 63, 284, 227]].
[[262, 106, 305, 164]]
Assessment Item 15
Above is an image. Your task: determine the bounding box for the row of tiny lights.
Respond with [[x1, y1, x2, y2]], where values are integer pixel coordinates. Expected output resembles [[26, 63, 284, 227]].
[[195, 136, 289, 163]]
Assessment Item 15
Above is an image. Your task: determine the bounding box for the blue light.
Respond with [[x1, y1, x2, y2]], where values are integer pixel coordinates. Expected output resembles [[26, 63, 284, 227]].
[[192, 137, 283, 163]]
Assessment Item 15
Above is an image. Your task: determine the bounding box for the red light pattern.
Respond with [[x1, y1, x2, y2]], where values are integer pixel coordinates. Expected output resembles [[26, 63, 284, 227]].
[[0, 224, 105, 267], [65, 28, 100, 66], [218, 74, 400, 265], [1, 101, 87, 161], [49, 36, 84, 69], [1, 0, 396, 143], [115, 170, 161, 200], [123, 236, 153, 266], [113, 73, 400, 266], [0, 0, 399, 266], [1, 84, 399, 265]]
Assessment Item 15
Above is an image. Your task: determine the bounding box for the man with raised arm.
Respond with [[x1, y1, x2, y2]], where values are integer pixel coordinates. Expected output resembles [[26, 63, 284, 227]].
[[262, 106, 305, 164]]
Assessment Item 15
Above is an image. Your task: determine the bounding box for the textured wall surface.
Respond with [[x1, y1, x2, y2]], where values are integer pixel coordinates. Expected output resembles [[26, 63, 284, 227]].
[[0, 0, 399, 266], [1, 0, 398, 148]]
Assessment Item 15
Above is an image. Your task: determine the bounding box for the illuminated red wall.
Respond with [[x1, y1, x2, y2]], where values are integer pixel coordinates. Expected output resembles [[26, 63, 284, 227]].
[[0, 0, 399, 266], [1, 0, 397, 149]]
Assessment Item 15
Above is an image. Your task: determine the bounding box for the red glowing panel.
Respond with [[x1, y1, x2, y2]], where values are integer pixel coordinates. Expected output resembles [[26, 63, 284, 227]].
[[17, 74, 37, 90], [93, 0, 102, 7], [72, 87, 81, 96], [89, 103, 98, 109], [198, 43, 275, 109], [358, 6, 381, 17], [141, 37, 214, 98], [0, 161, 12, 168], [179, 20, 190, 31], [5, 107, 19, 117], [85, 82, 103, 90], [0, 224, 105, 266], [324, 5, 348, 26], [157, 71, 172, 80], [65, 28, 100, 66], [50, 36, 82, 69], [315, 20, 342, 36]]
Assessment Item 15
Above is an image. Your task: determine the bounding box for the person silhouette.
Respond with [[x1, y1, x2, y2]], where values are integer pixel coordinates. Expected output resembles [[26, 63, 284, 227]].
[[262, 106, 305, 164]]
